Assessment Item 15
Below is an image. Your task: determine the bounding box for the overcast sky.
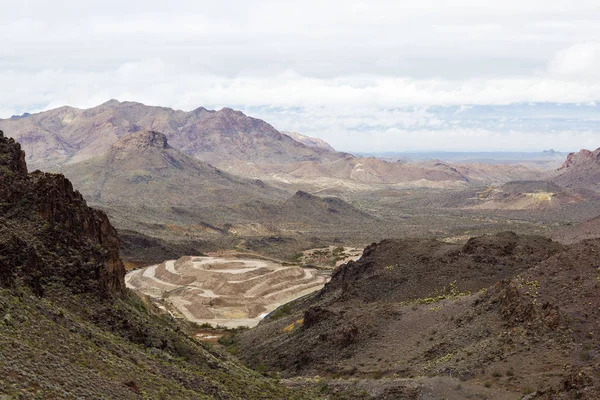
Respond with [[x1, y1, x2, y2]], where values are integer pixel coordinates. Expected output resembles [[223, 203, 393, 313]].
[[2, 0, 600, 152]]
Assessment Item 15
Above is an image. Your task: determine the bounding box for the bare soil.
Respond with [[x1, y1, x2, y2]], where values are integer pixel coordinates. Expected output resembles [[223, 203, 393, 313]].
[[126, 255, 328, 328]]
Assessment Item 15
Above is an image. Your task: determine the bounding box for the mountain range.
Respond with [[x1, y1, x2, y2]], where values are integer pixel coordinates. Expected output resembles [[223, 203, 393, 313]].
[[3, 98, 600, 398], [0, 100, 341, 172], [5, 100, 600, 263], [0, 100, 547, 189]]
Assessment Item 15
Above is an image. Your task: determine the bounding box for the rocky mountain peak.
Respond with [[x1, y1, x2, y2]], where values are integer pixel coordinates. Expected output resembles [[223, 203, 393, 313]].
[[219, 107, 245, 117], [553, 147, 600, 191], [101, 98, 121, 107]]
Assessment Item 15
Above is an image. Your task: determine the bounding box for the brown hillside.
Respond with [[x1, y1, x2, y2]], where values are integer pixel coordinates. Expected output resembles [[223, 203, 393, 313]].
[[234, 232, 600, 397], [553, 147, 600, 192], [551, 214, 600, 244]]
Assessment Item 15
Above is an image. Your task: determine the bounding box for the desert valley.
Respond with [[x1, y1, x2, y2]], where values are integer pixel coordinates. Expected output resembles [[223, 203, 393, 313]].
[[2, 99, 600, 399], [4, 2, 600, 398]]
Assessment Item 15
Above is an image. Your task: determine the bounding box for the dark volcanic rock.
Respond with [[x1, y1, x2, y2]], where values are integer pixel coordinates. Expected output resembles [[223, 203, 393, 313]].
[[0, 130, 125, 294], [236, 232, 567, 379], [321, 232, 561, 303], [0, 132, 27, 176]]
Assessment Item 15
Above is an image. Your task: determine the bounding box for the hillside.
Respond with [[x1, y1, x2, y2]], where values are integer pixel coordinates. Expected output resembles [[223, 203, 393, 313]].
[[553, 147, 600, 192], [551, 215, 600, 244], [234, 232, 600, 398], [60, 130, 285, 212], [0, 130, 309, 399], [279, 190, 376, 226], [467, 181, 595, 211], [57, 130, 380, 262]]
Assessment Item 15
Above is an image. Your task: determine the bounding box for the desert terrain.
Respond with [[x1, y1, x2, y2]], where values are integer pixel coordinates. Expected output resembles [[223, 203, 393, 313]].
[[126, 255, 328, 328], [3, 101, 600, 399]]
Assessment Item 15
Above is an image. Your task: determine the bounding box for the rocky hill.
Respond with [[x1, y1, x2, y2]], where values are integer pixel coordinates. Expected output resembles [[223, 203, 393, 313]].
[[234, 232, 600, 398], [553, 147, 600, 192], [57, 130, 380, 262], [0, 131, 124, 294], [468, 180, 595, 211], [60, 130, 285, 211], [0, 130, 309, 399], [279, 190, 376, 226], [551, 214, 600, 244]]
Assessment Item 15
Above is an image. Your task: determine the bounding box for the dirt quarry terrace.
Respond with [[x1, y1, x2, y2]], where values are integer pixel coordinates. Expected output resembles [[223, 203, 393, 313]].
[[126, 256, 329, 328]]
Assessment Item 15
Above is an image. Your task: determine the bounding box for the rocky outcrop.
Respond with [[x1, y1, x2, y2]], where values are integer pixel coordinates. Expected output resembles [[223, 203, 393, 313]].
[[321, 232, 561, 303], [0, 132, 27, 175], [0, 130, 125, 295], [558, 148, 600, 170], [553, 147, 600, 191], [111, 130, 169, 152]]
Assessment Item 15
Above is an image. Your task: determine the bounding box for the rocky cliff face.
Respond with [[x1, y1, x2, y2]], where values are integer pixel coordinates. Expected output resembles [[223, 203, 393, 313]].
[[0, 129, 125, 294]]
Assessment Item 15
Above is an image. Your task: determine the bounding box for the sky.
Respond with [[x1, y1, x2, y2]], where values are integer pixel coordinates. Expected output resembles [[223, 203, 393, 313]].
[[2, 0, 600, 152]]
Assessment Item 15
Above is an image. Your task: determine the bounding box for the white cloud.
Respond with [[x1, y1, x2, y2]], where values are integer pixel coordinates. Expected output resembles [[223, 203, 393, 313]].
[[547, 42, 600, 78], [2, 0, 600, 151]]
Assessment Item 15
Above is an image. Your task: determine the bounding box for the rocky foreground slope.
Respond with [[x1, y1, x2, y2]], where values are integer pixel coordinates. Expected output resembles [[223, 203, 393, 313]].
[[0, 130, 308, 399], [236, 232, 600, 399]]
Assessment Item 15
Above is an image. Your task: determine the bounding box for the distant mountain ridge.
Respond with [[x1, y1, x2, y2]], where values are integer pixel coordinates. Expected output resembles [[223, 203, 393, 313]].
[[0, 100, 550, 189], [0, 100, 343, 171]]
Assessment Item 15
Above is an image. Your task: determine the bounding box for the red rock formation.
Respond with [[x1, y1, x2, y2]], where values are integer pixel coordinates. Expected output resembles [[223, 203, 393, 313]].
[[558, 148, 600, 170]]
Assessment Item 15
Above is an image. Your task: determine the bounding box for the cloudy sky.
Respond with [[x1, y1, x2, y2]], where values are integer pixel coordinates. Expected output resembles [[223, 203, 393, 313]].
[[2, 0, 600, 152]]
